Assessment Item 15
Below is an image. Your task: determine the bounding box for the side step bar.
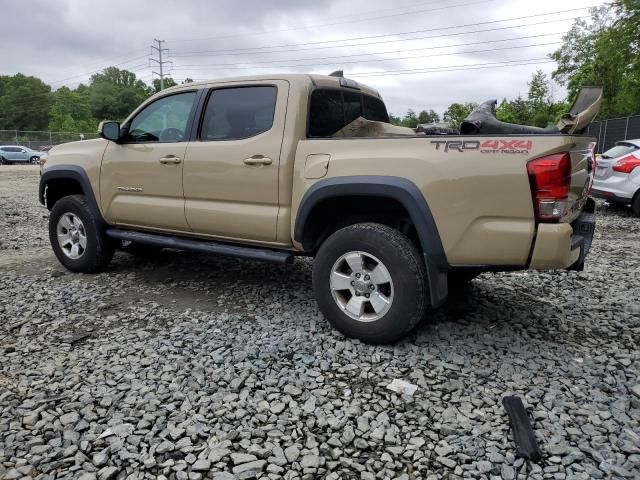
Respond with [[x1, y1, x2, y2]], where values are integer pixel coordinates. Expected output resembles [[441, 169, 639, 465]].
[[105, 229, 294, 264]]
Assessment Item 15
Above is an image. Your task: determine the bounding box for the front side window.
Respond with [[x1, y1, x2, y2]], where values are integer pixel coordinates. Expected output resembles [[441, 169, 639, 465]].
[[308, 89, 390, 137], [200, 86, 277, 141], [126, 91, 196, 143]]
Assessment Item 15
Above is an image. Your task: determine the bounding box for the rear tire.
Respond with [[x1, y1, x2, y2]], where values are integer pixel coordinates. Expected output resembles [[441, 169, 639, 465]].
[[632, 191, 640, 217], [30, 156, 39, 164], [49, 195, 114, 273], [313, 223, 428, 344]]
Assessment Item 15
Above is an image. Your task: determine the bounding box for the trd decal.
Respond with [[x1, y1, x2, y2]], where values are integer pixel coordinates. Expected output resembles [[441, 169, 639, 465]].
[[430, 140, 480, 152], [431, 139, 533, 154]]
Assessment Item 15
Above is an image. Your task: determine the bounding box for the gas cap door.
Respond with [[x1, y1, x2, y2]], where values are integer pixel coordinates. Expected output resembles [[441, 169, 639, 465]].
[[304, 154, 330, 179]]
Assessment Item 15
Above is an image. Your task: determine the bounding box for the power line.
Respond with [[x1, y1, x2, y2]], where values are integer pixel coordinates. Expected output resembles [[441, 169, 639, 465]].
[[47, 54, 149, 86], [170, 7, 593, 58], [165, 59, 557, 82], [173, 32, 564, 69], [170, 41, 562, 72], [168, 0, 496, 44], [150, 39, 172, 90], [349, 58, 556, 77]]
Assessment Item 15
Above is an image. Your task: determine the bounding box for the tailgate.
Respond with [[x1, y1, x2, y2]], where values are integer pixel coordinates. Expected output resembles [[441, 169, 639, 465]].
[[563, 137, 596, 224]]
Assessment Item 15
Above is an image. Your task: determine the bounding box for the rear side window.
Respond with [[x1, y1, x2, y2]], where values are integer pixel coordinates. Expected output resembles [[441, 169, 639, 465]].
[[308, 90, 344, 137], [308, 89, 390, 137], [201, 86, 277, 141], [343, 92, 363, 125], [363, 95, 390, 123], [602, 143, 639, 159]]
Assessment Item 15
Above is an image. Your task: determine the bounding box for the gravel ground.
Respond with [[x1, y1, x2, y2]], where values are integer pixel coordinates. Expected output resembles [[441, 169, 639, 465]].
[[1, 165, 639, 480]]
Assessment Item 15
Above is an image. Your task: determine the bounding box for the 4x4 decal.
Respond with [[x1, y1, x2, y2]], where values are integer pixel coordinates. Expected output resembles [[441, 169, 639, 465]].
[[431, 140, 533, 154]]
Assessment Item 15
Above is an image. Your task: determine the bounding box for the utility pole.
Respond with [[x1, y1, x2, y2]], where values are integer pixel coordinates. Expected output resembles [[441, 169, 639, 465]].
[[150, 39, 171, 90]]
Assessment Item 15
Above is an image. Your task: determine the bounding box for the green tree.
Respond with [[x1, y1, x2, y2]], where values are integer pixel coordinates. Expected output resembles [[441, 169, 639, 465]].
[[443, 102, 478, 130], [388, 113, 402, 126], [48, 86, 98, 133], [550, 3, 640, 118], [88, 67, 152, 121], [417, 109, 440, 124], [400, 109, 419, 128], [152, 77, 178, 93], [0, 74, 53, 130]]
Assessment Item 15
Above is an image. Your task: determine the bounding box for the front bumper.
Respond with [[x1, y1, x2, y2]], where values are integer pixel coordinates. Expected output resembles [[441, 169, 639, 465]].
[[528, 198, 596, 271]]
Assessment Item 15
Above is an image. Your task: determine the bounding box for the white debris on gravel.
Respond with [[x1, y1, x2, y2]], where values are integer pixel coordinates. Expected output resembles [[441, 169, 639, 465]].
[[0, 166, 639, 479], [386, 379, 418, 396]]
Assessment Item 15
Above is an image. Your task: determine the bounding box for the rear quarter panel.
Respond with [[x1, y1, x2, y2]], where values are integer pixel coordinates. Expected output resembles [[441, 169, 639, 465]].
[[293, 135, 588, 266]]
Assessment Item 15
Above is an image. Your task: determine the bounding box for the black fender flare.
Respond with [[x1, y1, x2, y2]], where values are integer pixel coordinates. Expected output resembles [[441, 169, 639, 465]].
[[39, 165, 104, 225], [294, 176, 449, 307]]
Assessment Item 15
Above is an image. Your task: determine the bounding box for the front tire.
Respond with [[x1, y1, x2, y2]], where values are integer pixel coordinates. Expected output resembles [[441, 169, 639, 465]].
[[30, 156, 39, 164], [49, 195, 114, 273], [313, 223, 428, 344]]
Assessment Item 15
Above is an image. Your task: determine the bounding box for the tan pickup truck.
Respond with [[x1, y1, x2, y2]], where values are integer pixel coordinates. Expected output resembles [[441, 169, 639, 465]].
[[39, 73, 599, 344]]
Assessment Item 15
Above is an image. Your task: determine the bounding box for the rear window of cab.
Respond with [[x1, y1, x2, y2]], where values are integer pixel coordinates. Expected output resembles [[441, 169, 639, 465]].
[[308, 89, 390, 137]]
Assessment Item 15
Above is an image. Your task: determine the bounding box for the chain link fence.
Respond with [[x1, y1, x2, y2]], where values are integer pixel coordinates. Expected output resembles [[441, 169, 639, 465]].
[[0, 130, 99, 150], [586, 116, 640, 154]]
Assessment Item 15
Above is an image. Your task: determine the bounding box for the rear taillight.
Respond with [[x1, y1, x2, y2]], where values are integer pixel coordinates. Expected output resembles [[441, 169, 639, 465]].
[[527, 152, 571, 222], [612, 154, 640, 174]]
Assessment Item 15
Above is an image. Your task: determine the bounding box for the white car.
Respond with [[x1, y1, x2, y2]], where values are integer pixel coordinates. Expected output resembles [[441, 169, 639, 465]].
[[592, 139, 640, 216]]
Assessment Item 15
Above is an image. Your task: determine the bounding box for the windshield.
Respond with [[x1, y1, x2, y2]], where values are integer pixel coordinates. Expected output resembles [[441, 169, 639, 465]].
[[601, 142, 638, 159]]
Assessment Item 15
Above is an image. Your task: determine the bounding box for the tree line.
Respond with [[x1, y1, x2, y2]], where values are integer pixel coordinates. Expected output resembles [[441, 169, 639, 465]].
[[0, 68, 190, 133], [0, 0, 637, 134], [392, 0, 639, 129]]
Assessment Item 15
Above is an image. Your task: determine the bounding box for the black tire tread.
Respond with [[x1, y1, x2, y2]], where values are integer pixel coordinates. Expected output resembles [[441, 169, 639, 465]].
[[313, 222, 427, 344], [49, 194, 113, 273]]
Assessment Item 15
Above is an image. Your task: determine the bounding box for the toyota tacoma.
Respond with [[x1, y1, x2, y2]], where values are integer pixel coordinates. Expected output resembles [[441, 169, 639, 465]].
[[40, 73, 599, 344]]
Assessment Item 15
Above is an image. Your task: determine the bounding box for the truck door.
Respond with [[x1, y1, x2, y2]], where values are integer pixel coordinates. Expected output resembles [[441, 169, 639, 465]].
[[183, 81, 288, 242], [99, 90, 198, 231]]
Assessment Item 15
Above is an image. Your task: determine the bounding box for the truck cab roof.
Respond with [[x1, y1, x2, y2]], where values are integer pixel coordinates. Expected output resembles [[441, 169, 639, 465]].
[[163, 73, 382, 99]]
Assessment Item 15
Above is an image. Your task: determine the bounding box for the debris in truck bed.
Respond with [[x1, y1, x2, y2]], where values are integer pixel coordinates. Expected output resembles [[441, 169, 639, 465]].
[[333, 116, 416, 138]]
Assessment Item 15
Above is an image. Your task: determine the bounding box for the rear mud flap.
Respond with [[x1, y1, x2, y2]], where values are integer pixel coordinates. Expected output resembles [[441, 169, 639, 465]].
[[569, 198, 596, 271]]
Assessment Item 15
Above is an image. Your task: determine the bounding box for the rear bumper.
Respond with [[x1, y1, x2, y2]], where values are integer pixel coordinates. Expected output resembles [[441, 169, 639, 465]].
[[591, 187, 632, 203], [528, 198, 596, 270], [592, 172, 639, 202]]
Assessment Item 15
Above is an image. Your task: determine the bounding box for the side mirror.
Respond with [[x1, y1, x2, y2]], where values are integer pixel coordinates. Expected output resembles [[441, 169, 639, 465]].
[[99, 121, 121, 142]]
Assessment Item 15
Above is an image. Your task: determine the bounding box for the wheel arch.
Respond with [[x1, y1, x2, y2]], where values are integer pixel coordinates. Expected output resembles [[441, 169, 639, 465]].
[[295, 176, 449, 306], [39, 165, 104, 225]]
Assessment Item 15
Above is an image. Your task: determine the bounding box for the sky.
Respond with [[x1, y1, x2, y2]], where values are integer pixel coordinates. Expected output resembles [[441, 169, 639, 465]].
[[1, 0, 607, 118]]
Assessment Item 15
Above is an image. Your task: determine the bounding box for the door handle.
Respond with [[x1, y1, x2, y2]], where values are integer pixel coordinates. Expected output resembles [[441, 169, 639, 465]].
[[159, 156, 182, 165], [243, 156, 272, 166]]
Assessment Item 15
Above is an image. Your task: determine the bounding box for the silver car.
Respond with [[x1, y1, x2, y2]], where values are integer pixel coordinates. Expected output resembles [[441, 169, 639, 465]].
[[592, 139, 640, 216], [0, 145, 41, 165]]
